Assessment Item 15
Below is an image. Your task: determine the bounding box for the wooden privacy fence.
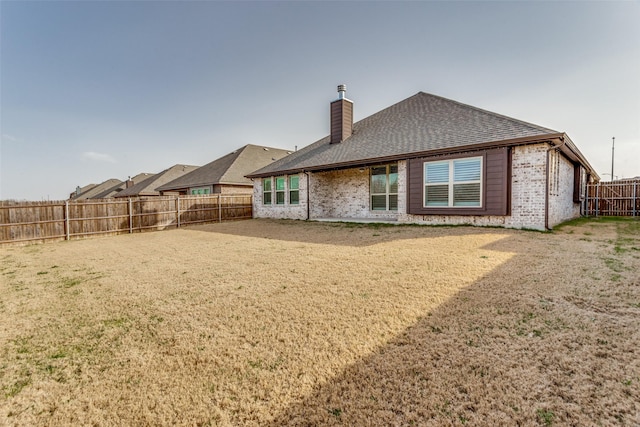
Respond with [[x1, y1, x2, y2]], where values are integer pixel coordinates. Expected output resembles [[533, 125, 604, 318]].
[[0, 194, 252, 245], [584, 180, 640, 217]]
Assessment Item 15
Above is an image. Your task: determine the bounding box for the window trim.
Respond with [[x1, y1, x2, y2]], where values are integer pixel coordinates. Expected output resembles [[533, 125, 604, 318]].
[[190, 186, 211, 195], [263, 175, 301, 207], [423, 156, 483, 208], [370, 164, 398, 212], [262, 178, 272, 205], [275, 176, 286, 205], [289, 175, 300, 205]]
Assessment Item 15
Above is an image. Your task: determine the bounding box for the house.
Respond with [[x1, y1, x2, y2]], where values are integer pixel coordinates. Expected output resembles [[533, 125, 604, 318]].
[[113, 164, 199, 198], [70, 178, 122, 200], [90, 173, 154, 199], [156, 144, 292, 196], [69, 183, 97, 199], [246, 85, 598, 230]]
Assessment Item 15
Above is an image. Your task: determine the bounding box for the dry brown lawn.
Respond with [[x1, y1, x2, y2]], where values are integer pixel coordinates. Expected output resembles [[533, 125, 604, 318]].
[[1, 218, 639, 426]]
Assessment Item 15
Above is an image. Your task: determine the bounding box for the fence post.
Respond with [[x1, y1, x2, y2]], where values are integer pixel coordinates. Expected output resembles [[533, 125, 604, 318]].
[[176, 197, 181, 228], [634, 182, 637, 217], [218, 194, 222, 222], [128, 198, 133, 233], [595, 183, 600, 217], [65, 200, 70, 241]]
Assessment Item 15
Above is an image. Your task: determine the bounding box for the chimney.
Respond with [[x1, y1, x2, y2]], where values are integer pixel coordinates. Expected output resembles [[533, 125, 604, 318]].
[[125, 176, 134, 188], [330, 84, 353, 144]]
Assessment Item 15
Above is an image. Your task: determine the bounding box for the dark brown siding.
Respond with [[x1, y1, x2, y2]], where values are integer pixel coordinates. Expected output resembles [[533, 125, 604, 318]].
[[407, 148, 511, 216], [330, 99, 353, 144]]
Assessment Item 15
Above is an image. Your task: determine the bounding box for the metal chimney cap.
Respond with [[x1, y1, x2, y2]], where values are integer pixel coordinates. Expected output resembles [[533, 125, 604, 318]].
[[337, 84, 347, 99]]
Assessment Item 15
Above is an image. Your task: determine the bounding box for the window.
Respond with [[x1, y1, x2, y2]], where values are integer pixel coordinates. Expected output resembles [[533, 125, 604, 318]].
[[275, 176, 285, 205], [263, 178, 272, 205], [549, 150, 560, 196], [574, 164, 587, 203], [289, 175, 299, 205], [190, 187, 210, 195], [424, 157, 482, 207], [370, 164, 398, 211]]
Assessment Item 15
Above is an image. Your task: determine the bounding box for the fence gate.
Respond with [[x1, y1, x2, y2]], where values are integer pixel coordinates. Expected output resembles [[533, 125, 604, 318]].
[[584, 180, 639, 217]]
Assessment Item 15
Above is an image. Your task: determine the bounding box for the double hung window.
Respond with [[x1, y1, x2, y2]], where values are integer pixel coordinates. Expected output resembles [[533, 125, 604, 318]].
[[263, 178, 272, 205], [289, 176, 299, 205], [263, 175, 299, 205], [275, 177, 285, 205], [424, 157, 482, 207], [370, 164, 398, 211]]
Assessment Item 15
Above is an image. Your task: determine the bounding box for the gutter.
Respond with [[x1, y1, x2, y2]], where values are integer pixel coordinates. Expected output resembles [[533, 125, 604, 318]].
[[545, 137, 567, 230], [246, 133, 566, 180]]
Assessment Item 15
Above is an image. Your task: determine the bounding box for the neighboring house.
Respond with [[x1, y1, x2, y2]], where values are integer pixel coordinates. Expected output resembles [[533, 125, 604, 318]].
[[71, 179, 123, 200], [90, 173, 154, 199], [247, 86, 598, 230], [69, 183, 97, 199], [113, 164, 199, 198], [156, 144, 292, 196]]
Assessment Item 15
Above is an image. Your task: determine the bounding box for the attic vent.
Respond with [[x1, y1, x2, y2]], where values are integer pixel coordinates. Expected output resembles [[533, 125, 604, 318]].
[[263, 148, 269, 151]]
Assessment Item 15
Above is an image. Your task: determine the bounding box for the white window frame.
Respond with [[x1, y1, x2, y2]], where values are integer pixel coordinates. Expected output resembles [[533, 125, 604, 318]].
[[275, 176, 286, 205], [263, 178, 272, 205], [289, 175, 299, 205], [370, 164, 398, 211], [190, 186, 211, 195], [423, 156, 483, 208]]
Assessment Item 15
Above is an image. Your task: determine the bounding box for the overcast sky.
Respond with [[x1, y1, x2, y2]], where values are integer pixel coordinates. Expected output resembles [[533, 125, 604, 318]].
[[1, 1, 638, 201]]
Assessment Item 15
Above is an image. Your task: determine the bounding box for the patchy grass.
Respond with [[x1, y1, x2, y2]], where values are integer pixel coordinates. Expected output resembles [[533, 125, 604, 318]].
[[1, 218, 639, 426]]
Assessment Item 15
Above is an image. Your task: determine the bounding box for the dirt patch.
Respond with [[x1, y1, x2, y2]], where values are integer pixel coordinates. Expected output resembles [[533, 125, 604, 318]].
[[1, 218, 638, 426]]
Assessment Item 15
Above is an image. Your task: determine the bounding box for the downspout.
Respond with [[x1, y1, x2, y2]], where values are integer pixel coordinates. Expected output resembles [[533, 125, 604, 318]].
[[545, 137, 567, 230], [304, 171, 310, 220]]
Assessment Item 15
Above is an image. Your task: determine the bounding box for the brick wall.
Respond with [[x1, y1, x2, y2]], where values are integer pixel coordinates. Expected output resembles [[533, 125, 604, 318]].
[[506, 144, 548, 229], [217, 184, 253, 194], [547, 149, 581, 227], [309, 164, 405, 220], [252, 175, 307, 220]]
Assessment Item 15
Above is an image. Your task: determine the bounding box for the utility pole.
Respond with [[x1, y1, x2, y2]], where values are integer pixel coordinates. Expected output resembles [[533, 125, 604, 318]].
[[611, 136, 615, 181]]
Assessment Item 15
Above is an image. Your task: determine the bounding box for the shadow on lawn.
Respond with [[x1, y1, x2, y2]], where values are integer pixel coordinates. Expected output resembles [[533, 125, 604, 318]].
[[185, 218, 519, 248], [264, 228, 639, 426]]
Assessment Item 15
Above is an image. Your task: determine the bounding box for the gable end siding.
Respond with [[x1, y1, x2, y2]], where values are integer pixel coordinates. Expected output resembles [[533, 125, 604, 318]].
[[406, 148, 510, 216]]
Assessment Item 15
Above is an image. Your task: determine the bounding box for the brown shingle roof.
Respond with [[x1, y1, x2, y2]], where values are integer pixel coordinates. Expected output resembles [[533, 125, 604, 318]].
[[156, 144, 292, 192], [90, 173, 154, 199], [247, 92, 564, 178], [72, 179, 122, 200], [114, 164, 199, 198]]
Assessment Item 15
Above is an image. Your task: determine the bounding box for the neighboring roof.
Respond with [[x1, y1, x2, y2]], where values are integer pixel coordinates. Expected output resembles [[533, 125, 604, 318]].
[[90, 173, 154, 199], [69, 183, 97, 199], [248, 92, 594, 178], [72, 179, 122, 200], [114, 164, 199, 198], [157, 144, 292, 192]]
